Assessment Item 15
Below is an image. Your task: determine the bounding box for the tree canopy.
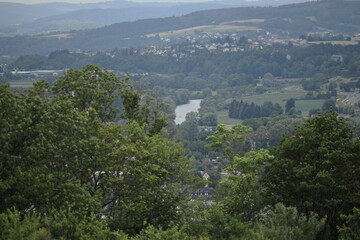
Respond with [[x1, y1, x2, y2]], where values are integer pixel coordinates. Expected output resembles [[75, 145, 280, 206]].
[[0, 65, 193, 237], [263, 111, 360, 240]]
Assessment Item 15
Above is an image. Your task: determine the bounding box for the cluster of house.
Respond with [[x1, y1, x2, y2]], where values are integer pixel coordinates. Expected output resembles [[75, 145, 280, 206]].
[[67, 30, 359, 62], [191, 163, 231, 203]]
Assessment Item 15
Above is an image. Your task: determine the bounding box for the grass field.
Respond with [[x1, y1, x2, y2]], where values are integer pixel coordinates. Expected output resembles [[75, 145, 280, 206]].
[[221, 19, 265, 25], [241, 91, 325, 115], [216, 91, 326, 124], [295, 99, 325, 116], [240, 91, 305, 106], [146, 25, 259, 37], [9, 80, 37, 88], [218, 110, 243, 126], [44, 34, 73, 39]]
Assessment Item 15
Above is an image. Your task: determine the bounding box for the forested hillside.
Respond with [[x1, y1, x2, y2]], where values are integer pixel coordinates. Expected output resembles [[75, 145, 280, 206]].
[[0, 0, 360, 55], [1, 1, 360, 239], [1, 66, 359, 239], [8, 43, 360, 80]]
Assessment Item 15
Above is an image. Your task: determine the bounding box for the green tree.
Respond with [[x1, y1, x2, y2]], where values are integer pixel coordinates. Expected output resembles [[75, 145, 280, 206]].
[[268, 118, 303, 146], [0, 65, 193, 237], [207, 124, 252, 164], [53, 64, 126, 122], [0, 209, 45, 240], [221, 149, 273, 221], [0, 83, 101, 214], [285, 98, 295, 115], [322, 98, 337, 112], [252, 203, 325, 240], [338, 208, 360, 240], [133, 225, 196, 240], [263, 111, 360, 240], [178, 112, 200, 142], [0, 208, 124, 240], [104, 121, 192, 234]]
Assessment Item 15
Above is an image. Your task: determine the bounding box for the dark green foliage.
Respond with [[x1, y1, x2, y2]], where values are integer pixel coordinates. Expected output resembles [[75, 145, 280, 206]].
[[338, 208, 360, 240], [53, 64, 125, 122], [322, 98, 337, 111], [220, 149, 272, 222], [285, 98, 295, 114], [263, 111, 360, 240], [205, 207, 251, 240], [199, 113, 218, 127], [0, 208, 123, 240], [339, 82, 356, 92], [0, 66, 192, 237], [133, 225, 196, 240], [252, 203, 325, 240], [229, 100, 283, 119]]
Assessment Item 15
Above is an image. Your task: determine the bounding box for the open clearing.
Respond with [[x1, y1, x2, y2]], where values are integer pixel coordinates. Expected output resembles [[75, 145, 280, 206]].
[[9, 79, 37, 88], [218, 110, 243, 126], [44, 33, 73, 39], [216, 91, 326, 125], [221, 19, 265, 25], [241, 91, 325, 117], [238, 91, 325, 116], [146, 25, 259, 37]]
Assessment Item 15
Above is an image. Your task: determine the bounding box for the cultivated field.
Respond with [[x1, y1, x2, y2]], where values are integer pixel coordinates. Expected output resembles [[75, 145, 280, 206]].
[[221, 19, 265, 25], [44, 33, 73, 39], [9, 80, 37, 88], [211, 87, 329, 125], [146, 24, 259, 37]]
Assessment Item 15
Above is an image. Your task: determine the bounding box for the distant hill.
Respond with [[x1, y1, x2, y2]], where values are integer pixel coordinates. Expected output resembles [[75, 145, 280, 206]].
[[0, 0, 359, 56], [0, 0, 308, 35], [0, 2, 71, 27], [0, 1, 186, 30], [2, 3, 233, 35]]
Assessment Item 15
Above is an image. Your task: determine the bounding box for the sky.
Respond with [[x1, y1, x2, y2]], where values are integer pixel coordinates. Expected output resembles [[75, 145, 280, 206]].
[[0, 0, 213, 3]]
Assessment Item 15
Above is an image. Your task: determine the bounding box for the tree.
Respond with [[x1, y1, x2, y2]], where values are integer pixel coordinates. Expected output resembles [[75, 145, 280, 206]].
[[263, 111, 360, 240], [221, 149, 273, 221], [268, 118, 303, 146], [207, 124, 252, 164], [0, 65, 193, 236], [322, 98, 337, 111], [338, 208, 360, 240], [0, 83, 101, 214], [133, 225, 196, 240], [53, 64, 126, 122], [199, 113, 218, 127], [0, 208, 124, 240], [178, 112, 200, 142], [252, 203, 325, 240], [285, 98, 295, 115], [105, 121, 192, 234]]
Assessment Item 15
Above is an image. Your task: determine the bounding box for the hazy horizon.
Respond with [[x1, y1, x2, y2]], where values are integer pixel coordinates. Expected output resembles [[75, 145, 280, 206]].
[[0, 0, 215, 4]]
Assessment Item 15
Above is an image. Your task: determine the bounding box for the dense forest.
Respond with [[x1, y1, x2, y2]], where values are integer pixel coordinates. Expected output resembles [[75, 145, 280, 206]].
[[6, 43, 360, 83], [228, 100, 283, 119], [1, 65, 360, 240]]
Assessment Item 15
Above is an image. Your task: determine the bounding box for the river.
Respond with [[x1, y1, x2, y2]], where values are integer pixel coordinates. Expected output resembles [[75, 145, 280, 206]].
[[174, 99, 202, 125]]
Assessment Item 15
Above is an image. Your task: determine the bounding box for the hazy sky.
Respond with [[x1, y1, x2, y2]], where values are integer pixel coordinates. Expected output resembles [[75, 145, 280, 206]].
[[0, 0, 213, 3]]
